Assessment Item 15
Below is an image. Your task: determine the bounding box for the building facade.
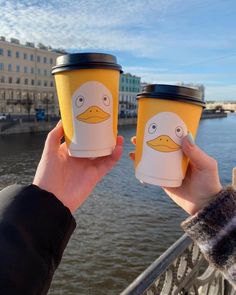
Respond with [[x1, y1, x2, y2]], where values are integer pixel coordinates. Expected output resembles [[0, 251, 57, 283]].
[[119, 73, 141, 117], [0, 38, 142, 119], [0, 37, 64, 118]]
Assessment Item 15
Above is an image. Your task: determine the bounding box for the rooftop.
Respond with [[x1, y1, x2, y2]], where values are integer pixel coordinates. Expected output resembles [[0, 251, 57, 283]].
[[0, 36, 66, 54]]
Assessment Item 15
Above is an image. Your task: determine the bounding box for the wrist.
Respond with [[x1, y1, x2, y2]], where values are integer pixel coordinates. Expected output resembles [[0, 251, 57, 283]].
[[191, 185, 223, 215]]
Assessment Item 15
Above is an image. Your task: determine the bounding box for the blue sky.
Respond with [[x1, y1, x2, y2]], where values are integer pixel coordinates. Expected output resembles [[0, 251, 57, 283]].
[[1, 0, 236, 100]]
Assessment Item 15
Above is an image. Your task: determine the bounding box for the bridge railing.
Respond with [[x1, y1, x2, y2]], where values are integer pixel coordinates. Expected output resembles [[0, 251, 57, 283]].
[[121, 234, 234, 295], [121, 169, 236, 295]]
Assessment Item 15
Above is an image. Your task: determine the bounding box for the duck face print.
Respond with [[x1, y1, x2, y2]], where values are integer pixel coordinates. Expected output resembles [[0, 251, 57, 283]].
[[144, 112, 187, 153], [72, 81, 113, 124]]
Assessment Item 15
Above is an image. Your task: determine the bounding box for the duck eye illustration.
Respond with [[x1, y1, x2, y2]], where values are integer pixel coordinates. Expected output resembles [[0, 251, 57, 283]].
[[148, 123, 157, 134], [175, 126, 184, 138], [102, 95, 110, 106], [75, 96, 84, 108]]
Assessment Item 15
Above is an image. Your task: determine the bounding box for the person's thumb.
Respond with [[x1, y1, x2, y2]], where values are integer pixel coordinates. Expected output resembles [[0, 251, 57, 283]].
[[182, 133, 217, 171], [44, 120, 64, 153]]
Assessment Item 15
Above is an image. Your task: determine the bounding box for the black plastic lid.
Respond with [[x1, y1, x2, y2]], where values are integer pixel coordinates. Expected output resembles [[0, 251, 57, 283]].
[[52, 52, 122, 74], [137, 84, 205, 107]]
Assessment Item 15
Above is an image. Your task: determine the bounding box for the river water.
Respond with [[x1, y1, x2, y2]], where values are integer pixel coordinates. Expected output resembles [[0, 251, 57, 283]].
[[1, 114, 236, 294]]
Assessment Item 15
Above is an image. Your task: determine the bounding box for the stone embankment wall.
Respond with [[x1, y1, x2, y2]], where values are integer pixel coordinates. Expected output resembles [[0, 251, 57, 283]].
[[0, 118, 137, 135], [201, 112, 227, 119], [0, 121, 55, 135], [0, 113, 229, 135]]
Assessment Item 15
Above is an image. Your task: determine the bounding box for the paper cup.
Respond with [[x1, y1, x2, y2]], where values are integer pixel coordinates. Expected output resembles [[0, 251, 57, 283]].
[[52, 53, 122, 157], [135, 84, 205, 187]]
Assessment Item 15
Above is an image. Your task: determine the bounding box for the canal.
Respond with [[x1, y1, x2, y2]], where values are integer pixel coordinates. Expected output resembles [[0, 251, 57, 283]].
[[0, 114, 236, 294]]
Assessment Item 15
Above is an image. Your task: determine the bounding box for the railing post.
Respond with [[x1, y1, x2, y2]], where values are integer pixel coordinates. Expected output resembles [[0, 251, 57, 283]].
[[232, 168, 236, 189]]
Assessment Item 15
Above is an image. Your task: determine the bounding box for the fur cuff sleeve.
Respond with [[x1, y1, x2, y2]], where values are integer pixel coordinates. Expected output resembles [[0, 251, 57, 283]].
[[181, 187, 236, 288]]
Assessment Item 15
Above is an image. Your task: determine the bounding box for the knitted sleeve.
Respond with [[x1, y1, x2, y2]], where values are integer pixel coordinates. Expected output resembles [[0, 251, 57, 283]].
[[181, 187, 236, 288]]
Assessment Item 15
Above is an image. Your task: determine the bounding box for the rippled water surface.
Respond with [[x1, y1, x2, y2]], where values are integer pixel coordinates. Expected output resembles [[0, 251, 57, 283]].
[[1, 114, 236, 294]]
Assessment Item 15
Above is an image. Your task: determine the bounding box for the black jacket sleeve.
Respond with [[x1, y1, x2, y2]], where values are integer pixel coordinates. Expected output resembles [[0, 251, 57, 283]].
[[0, 184, 76, 295]]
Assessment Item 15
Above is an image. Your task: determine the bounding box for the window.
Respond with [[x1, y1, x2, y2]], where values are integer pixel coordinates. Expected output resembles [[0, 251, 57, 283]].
[[0, 48, 3, 55], [50, 81, 53, 87], [121, 86, 124, 91], [0, 76, 5, 83], [37, 56, 40, 62], [50, 58, 53, 65], [38, 80, 41, 86], [8, 64, 12, 71], [30, 54, 34, 61], [16, 92, 21, 99], [8, 77, 12, 83], [31, 79, 34, 86], [16, 77, 20, 84], [16, 51, 20, 58], [24, 66, 28, 73], [38, 68, 41, 75], [43, 57, 47, 63], [7, 50, 11, 57], [44, 69, 47, 76], [24, 78, 28, 85], [31, 67, 34, 74], [16, 65, 20, 72], [24, 53, 27, 60], [0, 63, 4, 71], [44, 81, 48, 87]]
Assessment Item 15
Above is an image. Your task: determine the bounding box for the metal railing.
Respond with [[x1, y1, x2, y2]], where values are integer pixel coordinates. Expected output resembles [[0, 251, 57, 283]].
[[122, 169, 236, 295], [121, 234, 234, 295]]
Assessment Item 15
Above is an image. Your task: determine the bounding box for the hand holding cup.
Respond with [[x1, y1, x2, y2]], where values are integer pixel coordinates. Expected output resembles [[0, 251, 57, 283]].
[[33, 122, 124, 213], [130, 134, 222, 215]]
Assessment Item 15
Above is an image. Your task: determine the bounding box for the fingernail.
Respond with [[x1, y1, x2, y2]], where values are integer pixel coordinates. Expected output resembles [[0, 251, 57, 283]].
[[129, 152, 135, 160], [187, 132, 195, 145], [56, 120, 61, 126]]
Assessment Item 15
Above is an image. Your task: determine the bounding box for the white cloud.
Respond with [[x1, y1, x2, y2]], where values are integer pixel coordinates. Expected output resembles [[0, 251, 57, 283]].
[[124, 65, 231, 83], [124, 65, 236, 100], [206, 85, 236, 101], [0, 0, 170, 55], [1, 0, 233, 56], [0, 0, 235, 100]]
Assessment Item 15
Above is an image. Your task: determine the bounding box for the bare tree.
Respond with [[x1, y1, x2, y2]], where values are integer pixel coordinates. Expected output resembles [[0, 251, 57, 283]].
[[22, 93, 34, 119]]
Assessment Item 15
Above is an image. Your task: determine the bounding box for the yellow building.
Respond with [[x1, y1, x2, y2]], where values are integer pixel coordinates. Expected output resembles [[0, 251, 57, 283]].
[[0, 36, 65, 117]]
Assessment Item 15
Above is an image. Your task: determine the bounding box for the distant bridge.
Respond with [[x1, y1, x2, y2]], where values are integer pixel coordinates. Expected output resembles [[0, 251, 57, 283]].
[[206, 102, 236, 112]]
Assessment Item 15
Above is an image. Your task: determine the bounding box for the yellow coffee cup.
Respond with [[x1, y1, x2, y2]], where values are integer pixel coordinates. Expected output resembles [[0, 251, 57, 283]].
[[135, 84, 205, 187], [52, 53, 122, 157]]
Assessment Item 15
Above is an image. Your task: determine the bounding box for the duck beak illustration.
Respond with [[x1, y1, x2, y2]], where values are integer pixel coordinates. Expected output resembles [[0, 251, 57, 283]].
[[76, 105, 110, 124], [147, 135, 181, 152]]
